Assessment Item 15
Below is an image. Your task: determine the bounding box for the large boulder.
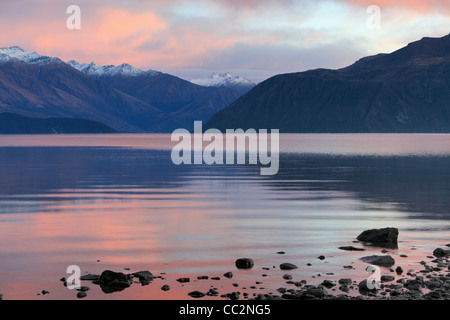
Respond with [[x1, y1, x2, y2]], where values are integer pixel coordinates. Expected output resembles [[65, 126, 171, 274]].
[[98, 270, 133, 294], [357, 228, 399, 248]]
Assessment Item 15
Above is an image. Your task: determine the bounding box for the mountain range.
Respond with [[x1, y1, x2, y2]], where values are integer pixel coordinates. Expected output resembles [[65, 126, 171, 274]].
[[2, 34, 450, 134], [205, 34, 450, 133], [0, 47, 242, 133]]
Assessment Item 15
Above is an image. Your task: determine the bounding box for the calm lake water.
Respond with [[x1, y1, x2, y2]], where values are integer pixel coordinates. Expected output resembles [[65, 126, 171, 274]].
[[0, 134, 449, 300]]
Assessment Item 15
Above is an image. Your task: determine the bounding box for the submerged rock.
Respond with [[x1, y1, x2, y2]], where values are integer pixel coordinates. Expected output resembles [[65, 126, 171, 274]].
[[360, 255, 396, 267], [338, 246, 366, 251], [188, 291, 206, 298]]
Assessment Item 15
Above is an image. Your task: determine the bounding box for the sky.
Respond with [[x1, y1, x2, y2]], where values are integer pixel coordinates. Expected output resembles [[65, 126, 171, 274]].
[[0, 0, 449, 82]]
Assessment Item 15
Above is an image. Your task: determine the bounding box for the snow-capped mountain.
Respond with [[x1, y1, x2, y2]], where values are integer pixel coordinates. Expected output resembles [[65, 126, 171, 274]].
[[67, 60, 160, 77], [0, 46, 159, 77], [0, 46, 62, 64], [0, 46, 242, 133], [191, 72, 255, 89]]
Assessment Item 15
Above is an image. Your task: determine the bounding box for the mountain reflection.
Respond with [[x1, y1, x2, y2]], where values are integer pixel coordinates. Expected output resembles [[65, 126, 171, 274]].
[[0, 145, 449, 220], [268, 153, 450, 220]]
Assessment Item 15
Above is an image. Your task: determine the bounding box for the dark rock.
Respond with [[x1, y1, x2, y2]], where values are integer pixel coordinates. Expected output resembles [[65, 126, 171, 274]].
[[339, 285, 350, 293], [338, 279, 352, 285], [211, 277, 221, 280], [321, 280, 335, 288], [197, 276, 209, 280], [161, 285, 170, 291], [358, 280, 379, 295], [338, 246, 366, 251], [100, 270, 130, 283], [227, 292, 240, 300], [97, 270, 132, 294], [425, 281, 441, 290], [318, 256, 326, 260], [177, 278, 190, 283], [77, 291, 87, 299], [357, 228, 399, 248], [224, 272, 233, 279], [306, 286, 328, 298], [433, 248, 450, 257], [396, 266, 404, 275], [188, 291, 206, 298], [381, 275, 395, 283], [280, 263, 298, 270], [360, 255, 396, 267], [41, 290, 50, 295], [283, 274, 293, 280], [132, 271, 154, 285], [207, 288, 219, 296], [235, 258, 254, 269]]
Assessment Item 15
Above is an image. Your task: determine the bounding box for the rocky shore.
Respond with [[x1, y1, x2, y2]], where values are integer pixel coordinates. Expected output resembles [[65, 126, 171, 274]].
[[54, 228, 450, 300], [3, 228, 448, 301]]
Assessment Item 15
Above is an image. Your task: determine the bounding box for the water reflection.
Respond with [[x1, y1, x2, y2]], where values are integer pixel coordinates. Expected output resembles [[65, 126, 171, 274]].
[[270, 154, 450, 220]]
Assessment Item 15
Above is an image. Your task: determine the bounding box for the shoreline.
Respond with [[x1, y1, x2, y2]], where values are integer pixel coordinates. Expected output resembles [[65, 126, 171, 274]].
[[1, 229, 449, 301]]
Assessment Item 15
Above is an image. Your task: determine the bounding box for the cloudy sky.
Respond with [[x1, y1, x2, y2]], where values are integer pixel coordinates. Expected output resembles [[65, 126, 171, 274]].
[[0, 0, 449, 82]]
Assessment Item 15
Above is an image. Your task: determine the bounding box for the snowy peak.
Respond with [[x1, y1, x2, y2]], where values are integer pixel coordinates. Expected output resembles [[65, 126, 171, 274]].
[[191, 72, 255, 88], [0, 46, 61, 64], [67, 60, 159, 77]]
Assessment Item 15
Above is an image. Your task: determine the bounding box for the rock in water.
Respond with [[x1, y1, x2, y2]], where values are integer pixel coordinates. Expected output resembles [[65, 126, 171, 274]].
[[338, 246, 366, 251], [360, 255, 396, 267], [357, 228, 399, 248], [280, 263, 298, 270], [235, 258, 254, 269], [132, 271, 154, 285], [188, 291, 206, 298], [99, 270, 130, 283], [433, 248, 450, 257], [98, 270, 133, 293]]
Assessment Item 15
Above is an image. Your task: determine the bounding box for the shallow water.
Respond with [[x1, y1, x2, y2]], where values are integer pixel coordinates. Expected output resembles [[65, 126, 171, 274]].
[[0, 134, 449, 300]]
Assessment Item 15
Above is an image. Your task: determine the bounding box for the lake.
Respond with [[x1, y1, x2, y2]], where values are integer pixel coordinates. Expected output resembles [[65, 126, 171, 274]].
[[0, 134, 449, 300]]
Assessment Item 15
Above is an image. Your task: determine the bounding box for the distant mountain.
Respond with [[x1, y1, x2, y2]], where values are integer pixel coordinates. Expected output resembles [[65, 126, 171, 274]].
[[191, 72, 256, 94], [0, 47, 242, 133], [205, 34, 450, 133], [0, 113, 117, 134], [66, 60, 242, 132], [67, 60, 160, 77], [88, 69, 241, 132]]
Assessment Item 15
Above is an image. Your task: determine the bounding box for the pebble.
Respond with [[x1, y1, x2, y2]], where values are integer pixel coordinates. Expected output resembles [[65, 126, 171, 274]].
[[161, 285, 170, 291]]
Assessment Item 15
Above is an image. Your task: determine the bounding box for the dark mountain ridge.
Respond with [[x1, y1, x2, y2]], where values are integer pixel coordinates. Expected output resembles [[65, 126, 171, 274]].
[[0, 48, 241, 133], [205, 34, 450, 133]]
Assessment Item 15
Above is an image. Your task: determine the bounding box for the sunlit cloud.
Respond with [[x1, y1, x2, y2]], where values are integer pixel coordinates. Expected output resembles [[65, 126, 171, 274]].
[[0, 0, 449, 81]]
